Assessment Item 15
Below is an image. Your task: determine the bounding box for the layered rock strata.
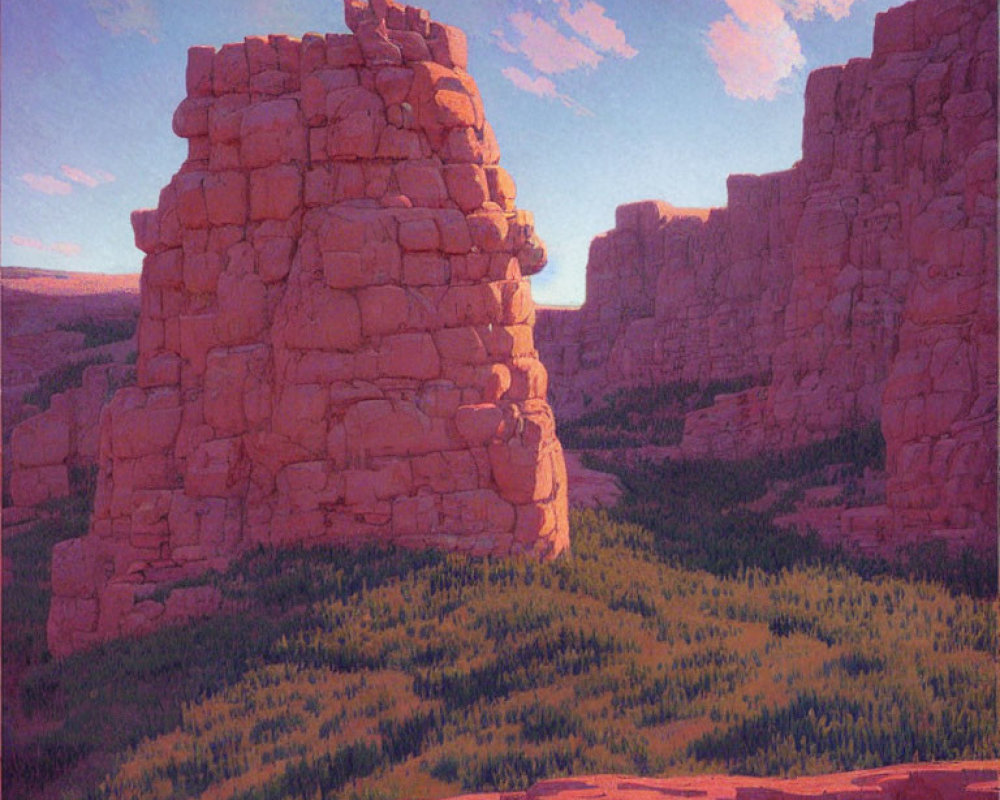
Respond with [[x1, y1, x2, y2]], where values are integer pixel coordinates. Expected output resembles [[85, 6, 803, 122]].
[[47, 0, 568, 657], [537, 0, 996, 554]]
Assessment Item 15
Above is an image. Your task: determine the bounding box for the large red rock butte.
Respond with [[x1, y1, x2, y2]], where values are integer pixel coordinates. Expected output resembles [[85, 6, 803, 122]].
[[537, 0, 997, 557], [46, 0, 569, 658]]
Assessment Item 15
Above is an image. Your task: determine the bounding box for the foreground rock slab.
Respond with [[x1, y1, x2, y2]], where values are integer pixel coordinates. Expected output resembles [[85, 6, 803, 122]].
[[443, 761, 1000, 800], [47, 0, 568, 658]]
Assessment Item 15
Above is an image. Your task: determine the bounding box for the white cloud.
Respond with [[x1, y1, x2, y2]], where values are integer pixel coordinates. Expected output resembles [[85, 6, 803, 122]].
[[784, 0, 859, 21], [88, 0, 160, 42]]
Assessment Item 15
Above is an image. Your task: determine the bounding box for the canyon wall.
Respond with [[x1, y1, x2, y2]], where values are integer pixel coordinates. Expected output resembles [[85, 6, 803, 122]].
[[537, 0, 997, 554], [47, 0, 568, 657]]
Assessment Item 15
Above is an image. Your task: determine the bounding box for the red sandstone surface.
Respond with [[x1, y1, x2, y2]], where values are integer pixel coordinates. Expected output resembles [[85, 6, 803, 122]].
[[563, 451, 623, 510], [537, 0, 997, 557], [46, 0, 569, 657], [442, 762, 1000, 800]]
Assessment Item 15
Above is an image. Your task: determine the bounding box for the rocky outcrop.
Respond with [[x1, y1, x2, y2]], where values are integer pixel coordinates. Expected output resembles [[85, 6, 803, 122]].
[[47, 0, 568, 658], [443, 761, 1000, 800], [1, 269, 139, 518], [8, 362, 134, 509], [1, 269, 139, 431], [537, 0, 996, 555]]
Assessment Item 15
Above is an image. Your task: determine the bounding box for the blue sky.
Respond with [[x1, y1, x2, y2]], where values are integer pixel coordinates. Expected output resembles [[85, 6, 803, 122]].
[[2, 0, 898, 305]]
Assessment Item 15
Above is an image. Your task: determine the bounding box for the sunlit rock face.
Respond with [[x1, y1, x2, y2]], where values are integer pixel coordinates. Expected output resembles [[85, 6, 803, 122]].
[[538, 0, 997, 557], [47, 0, 568, 658]]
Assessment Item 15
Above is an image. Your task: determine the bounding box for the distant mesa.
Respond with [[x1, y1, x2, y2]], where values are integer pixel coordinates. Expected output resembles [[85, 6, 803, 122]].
[[537, 0, 997, 558], [45, 0, 569, 658]]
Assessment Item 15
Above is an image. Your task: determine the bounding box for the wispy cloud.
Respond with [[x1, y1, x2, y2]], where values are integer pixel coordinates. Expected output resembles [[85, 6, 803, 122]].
[[21, 173, 73, 195], [11, 235, 83, 257], [555, 0, 638, 59], [502, 67, 593, 116], [496, 1, 635, 113], [785, 0, 859, 21], [88, 0, 160, 42], [706, 0, 859, 100], [60, 165, 116, 187], [506, 11, 602, 74]]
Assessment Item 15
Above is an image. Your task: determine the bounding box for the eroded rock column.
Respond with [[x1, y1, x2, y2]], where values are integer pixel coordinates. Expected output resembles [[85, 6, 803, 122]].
[[48, 0, 568, 658]]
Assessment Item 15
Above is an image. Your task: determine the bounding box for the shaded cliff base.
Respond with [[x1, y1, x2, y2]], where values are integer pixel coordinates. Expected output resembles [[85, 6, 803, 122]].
[[555, 383, 996, 589]]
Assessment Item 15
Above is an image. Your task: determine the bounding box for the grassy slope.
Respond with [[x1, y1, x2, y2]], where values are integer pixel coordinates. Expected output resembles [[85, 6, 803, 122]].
[[2, 416, 997, 800]]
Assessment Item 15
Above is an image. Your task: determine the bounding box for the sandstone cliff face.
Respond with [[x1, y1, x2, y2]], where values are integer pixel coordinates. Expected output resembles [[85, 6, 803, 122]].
[[537, 0, 996, 555], [47, 0, 568, 658]]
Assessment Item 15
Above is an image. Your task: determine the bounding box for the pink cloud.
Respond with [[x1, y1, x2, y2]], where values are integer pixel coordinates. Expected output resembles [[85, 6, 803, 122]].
[[507, 11, 602, 74], [707, 0, 805, 100], [60, 165, 116, 186], [555, 0, 637, 59], [88, 0, 159, 42], [493, 28, 518, 55], [706, 0, 865, 100], [724, 0, 786, 27], [501, 66, 593, 116], [707, 12, 804, 100], [10, 235, 83, 257], [21, 173, 73, 195], [60, 165, 99, 187]]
